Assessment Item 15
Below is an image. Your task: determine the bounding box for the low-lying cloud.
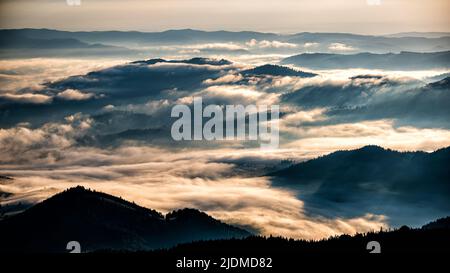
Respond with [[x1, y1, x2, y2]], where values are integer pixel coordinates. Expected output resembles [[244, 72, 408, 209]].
[[1, 55, 449, 240]]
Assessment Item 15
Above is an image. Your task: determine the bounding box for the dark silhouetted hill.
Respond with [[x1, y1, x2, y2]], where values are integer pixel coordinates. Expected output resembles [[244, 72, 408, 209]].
[[0, 186, 250, 253], [426, 76, 450, 89], [268, 145, 450, 227], [242, 64, 317, 77], [422, 216, 450, 230], [132, 57, 232, 66], [270, 145, 450, 200], [145, 216, 450, 255]]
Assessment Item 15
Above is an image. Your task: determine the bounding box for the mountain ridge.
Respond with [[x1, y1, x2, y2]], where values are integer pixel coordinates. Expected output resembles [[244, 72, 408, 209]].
[[1, 28, 449, 51], [269, 145, 450, 227], [0, 186, 251, 253], [151, 215, 450, 255], [242, 64, 317, 77], [281, 51, 450, 70]]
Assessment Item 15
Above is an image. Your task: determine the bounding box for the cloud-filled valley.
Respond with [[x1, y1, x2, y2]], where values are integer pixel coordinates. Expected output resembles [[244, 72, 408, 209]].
[[1, 29, 449, 241]]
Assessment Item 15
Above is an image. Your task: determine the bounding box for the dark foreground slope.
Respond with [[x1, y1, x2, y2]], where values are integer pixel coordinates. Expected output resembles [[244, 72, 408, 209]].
[[0, 186, 250, 253], [5, 221, 447, 272], [152, 217, 450, 255]]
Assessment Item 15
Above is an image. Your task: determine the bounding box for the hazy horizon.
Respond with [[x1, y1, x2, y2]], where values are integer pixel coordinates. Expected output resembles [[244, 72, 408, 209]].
[[0, 0, 449, 35], [2, 27, 450, 37]]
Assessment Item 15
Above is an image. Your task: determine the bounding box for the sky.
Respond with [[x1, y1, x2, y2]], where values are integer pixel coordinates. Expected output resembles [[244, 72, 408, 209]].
[[0, 0, 449, 34]]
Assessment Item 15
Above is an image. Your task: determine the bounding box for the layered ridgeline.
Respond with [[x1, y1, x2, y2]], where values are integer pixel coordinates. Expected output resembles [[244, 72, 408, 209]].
[[269, 146, 450, 226], [0, 186, 251, 253], [282, 51, 450, 70], [1, 29, 448, 48], [1, 29, 450, 58]]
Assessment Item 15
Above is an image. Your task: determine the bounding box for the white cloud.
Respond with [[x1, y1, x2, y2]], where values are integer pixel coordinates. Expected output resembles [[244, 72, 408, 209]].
[[0, 93, 52, 104], [0, 58, 126, 94], [246, 39, 298, 49], [203, 74, 243, 85], [180, 43, 246, 52], [57, 89, 95, 101], [197, 84, 280, 105], [283, 119, 450, 153], [282, 108, 328, 126], [102, 104, 115, 111], [114, 99, 170, 115], [328, 42, 357, 52], [303, 42, 320, 49], [0, 143, 388, 240], [0, 115, 93, 164]]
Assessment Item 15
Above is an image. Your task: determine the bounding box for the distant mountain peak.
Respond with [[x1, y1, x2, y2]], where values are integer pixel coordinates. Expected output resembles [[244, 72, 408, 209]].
[[242, 64, 317, 77], [131, 58, 166, 65], [354, 145, 387, 152], [65, 185, 88, 193], [167, 208, 209, 219], [31, 185, 164, 219], [184, 57, 232, 65], [131, 57, 232, 66], [349, 74, 384, 80], [426, 76, 450, 89]]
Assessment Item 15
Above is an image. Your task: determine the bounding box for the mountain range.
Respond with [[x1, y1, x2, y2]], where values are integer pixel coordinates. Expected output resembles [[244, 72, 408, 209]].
[[1, 29, 449, 58], [1, 185, 448, 254], [282, 51, 450, 70], [270, 145, 450, 226], [0, 186, 250, 253], [1, 145, 450, 253]]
